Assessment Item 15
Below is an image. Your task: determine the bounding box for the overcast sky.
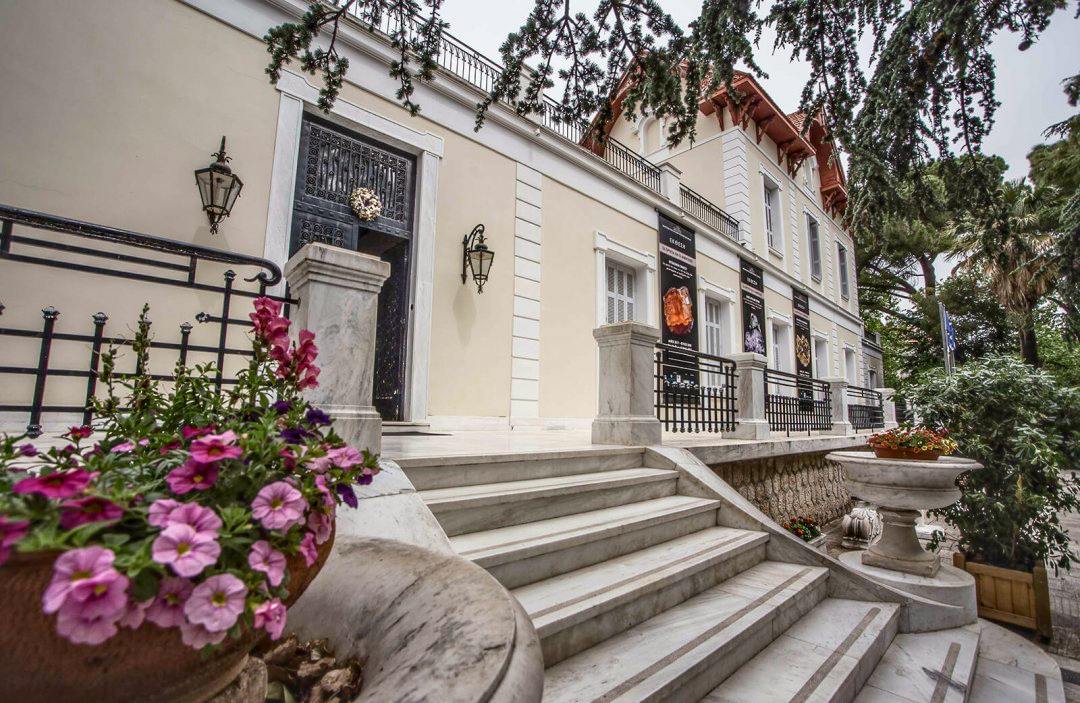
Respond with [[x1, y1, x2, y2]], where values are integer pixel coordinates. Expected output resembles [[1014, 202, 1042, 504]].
[[439, 2, 1080, 181]]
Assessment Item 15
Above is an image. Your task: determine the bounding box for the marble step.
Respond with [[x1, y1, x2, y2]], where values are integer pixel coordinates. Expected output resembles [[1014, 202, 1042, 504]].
[[422, 468, 679, 536], [702, 598, 900, 703], [451, 495, 722, 590], [514, 527, 769, 666], [854, 622, 981, 703], [543, 561, 830, 703], [398, 447, 646, 490]]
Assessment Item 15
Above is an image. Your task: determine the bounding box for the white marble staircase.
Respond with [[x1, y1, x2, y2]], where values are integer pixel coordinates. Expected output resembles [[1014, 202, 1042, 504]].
[[395, 448, 1016, 702]]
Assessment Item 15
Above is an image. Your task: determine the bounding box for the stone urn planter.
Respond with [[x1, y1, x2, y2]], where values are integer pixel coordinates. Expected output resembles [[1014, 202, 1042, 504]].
[[0, 528, 334, 703], [827, 451, 980, 577]]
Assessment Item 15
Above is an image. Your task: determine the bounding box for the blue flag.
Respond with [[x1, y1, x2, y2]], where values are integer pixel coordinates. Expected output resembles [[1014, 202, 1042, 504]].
[[943, 309, 957, 352]]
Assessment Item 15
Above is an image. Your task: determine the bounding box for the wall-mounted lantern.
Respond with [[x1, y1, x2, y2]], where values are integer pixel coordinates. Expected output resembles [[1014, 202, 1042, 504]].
[[462, 224, 495, 293], [194, 136, 243, 234]]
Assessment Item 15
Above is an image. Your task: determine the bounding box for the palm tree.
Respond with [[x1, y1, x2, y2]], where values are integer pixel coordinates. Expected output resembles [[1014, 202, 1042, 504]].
[[952, 180, 1059, 366]]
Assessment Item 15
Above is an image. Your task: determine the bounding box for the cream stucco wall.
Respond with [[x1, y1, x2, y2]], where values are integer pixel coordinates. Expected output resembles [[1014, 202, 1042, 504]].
[[538, 177, 657, 419]]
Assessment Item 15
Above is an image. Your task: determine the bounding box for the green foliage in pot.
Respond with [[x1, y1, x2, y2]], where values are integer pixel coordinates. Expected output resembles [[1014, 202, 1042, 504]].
[[908, 355, 1080, 572]]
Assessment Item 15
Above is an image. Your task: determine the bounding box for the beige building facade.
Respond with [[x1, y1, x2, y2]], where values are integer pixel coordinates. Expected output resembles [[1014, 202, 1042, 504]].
[[0, 0, 872, 433]]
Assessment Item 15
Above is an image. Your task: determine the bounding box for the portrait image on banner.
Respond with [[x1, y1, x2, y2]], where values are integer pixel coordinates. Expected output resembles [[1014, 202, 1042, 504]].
[[792, 289, 813, 403], [740, 259, 766, 355], [658, 213, 699, 385]]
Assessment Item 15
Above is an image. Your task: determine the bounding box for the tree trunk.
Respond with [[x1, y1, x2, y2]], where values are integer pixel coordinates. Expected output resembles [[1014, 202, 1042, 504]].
[[918, 256, 937, 298], [1019, 326, 1040, 366]]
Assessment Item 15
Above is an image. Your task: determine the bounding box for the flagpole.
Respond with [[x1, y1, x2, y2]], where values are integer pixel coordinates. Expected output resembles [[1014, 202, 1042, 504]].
[[938, 301, 951, 375]]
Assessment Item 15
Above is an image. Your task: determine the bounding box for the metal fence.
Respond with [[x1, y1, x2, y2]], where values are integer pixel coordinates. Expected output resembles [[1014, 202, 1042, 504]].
[[680, 186, 741, 243], [764, 368, 832, 435], [847, 385, 885, 431], [0, 205, 295, 437], [654, 344, 737, 433], [345, 5, 663, 193]]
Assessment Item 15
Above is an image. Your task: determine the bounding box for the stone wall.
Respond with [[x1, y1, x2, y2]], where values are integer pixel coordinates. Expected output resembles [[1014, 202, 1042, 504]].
[[708, 451, 851, 526]]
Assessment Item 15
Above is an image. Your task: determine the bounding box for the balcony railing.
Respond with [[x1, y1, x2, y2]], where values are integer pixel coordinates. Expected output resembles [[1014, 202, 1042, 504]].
[[0, 205, 295, 436], [680, 186, 741, 243], [345, 5, 663, 193], [847, 385, 884, 431], [764, 368, 832, 435], [654, 344, 737, 433]]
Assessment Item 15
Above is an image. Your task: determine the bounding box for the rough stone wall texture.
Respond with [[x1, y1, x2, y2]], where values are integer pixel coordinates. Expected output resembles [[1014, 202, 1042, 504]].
[[709, 452, 852, 526]]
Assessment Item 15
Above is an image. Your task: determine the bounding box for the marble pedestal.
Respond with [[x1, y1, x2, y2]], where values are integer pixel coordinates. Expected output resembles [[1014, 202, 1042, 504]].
[[839, 550, 978, 627], [864, 507, 940, 577]]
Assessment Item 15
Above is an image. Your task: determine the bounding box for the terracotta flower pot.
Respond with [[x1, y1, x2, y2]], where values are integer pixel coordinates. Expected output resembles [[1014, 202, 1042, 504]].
[[0, 525, 334, 703], [872, 447, 941, 461]]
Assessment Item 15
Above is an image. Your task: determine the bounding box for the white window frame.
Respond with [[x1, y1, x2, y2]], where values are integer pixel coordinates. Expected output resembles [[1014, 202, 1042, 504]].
[[697, 277, 737, 361], [760, 169, 784, 256], [837, 241, 851, 300], [807, 214, 822, 281], [767, 310, 794, 395], [813, 335, 830, 379], [594, 231, 657, 327], [844, 346, 858, 385]]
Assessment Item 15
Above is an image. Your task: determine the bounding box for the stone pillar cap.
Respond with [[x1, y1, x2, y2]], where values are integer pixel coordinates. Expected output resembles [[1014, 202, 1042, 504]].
[[285, 243, 390, 293], [728, 352, 767, 367], [593, 321, 661, 343]]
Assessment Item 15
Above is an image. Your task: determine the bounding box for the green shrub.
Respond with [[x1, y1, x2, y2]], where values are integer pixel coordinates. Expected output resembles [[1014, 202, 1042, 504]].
[[908, 355, 1080, 572]]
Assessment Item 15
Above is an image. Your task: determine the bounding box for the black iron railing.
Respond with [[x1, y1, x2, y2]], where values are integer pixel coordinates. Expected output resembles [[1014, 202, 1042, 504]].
[[764, 368, 832, 435], [0, 205, 295, 437], [345, 6, 663, 193], [680, 186, 741, 243], [847, 385, 884, 431], [654, 344, 737, 433]]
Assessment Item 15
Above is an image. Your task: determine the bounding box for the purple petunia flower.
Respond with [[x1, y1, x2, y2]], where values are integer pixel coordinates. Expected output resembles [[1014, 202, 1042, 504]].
[[271, 399, 293, 414], [278, 427, 310, 445], [336, 483, 358, 509], [305, 408, 331, 426]]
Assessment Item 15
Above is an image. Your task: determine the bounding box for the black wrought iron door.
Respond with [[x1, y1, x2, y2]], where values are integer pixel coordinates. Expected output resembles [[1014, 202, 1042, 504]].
[[290, 114, 416, 421]]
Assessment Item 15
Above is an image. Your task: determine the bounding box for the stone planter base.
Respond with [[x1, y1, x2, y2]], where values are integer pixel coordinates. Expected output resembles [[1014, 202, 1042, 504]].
[[838, 550, 977, 628], [807, 535, 826, 553], [861, 507, 941, 577]]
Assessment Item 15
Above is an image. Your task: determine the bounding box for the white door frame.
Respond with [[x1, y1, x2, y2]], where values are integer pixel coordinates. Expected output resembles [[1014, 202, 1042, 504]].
[[263, 71, 445, 423]]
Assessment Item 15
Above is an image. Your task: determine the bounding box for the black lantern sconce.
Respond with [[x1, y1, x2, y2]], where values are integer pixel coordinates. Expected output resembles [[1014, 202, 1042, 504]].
[[462, 224, 495, 293], [194, 136, 244, 234]]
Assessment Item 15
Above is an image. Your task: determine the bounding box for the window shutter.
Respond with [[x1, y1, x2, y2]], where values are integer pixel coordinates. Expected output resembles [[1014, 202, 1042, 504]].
[[605, 261, 637, 324]]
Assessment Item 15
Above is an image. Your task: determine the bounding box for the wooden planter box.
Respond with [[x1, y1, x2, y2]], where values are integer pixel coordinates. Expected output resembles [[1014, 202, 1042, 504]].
[[953, 553, 1052, 639]]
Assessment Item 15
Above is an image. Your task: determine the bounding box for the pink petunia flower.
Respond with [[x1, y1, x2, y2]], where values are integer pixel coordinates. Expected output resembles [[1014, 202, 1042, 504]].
[[13, 469, 95, 499], [145, 577, 194, 628], [251, 481, 306, 530], [307, 510, 333, 545], [182, 425, 214, 441], [66, 426, 93, 439], [183, 573, 247, 633], [179, 620, 228, 649], [166, 460, 219, 494], [151, 524, 220, 577], [163, 502, 222, 535], [117, 598, 152, 630], [0, 516, 30, 566], [299, 532, 318, 568], [55, 600, 124, 645], [147, 498, 184, 527], [253, 598, 287, 640], [58, 495, 123, 530], [189, 431, 243, 463], [42, 546, 120, 614], [248, 540, 287, 587], [110, 440, 136, 453]]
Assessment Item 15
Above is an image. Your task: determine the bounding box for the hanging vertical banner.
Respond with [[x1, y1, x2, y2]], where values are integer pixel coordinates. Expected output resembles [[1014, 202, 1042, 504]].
[[658, 213, 699, 385], [740, 258, 767, 355], [793, 289, 813, 401]]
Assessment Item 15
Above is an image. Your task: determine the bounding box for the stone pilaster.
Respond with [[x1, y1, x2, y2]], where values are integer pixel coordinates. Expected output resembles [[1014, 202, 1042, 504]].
[[877, 387, 898, 428], [285, 243, 389, 455], [825, 377, 853, 435], [591, 321, 662, 445], [658, 162, 683, 204], [727, 353, 769, 439]]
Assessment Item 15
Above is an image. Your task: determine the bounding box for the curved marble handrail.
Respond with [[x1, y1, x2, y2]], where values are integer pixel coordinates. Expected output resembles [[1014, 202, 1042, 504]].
[[287, 536, 544, 703]]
